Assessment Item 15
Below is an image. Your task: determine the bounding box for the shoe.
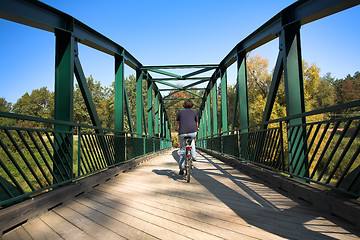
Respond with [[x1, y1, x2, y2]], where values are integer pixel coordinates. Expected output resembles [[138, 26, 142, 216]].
[[179, 169, 184, 175]]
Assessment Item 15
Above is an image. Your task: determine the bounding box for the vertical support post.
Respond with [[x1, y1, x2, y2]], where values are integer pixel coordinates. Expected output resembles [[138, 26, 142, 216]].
[[281, 24, 308, 178], [154, 92, 159, 137], [212, 81, 218, 135], [115, 55, 125, 132], [159, 103, 163, 138], [114, 54, 125, 162], [54, 30, 74, 182], [237, 52, 250, 159], [162, 107, 166, 138], [136, 70, 143, 136], [203, 106, 208, 138], [147, 79, 153, 137], [220, 69, 229, 135], [206, 93, 211, 136], [166, 118, 170, 140]]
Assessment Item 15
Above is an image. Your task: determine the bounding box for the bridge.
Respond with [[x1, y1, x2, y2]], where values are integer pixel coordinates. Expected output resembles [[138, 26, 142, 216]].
[[1, 0, 360, 239]]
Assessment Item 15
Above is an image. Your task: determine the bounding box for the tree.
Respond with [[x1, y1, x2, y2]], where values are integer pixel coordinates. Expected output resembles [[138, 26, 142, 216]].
[[246, 54, 272, 124], [12, 87, 53, 118], [12, 87, 54, 129], [0, 98, 14, 127], [73, 75, 113, 129], [316, 72, 335, 109], [0, 98, 12, 112]]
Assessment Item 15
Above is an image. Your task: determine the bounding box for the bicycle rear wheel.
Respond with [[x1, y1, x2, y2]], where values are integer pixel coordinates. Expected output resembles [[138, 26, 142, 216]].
[[186, 154, 191, 183]]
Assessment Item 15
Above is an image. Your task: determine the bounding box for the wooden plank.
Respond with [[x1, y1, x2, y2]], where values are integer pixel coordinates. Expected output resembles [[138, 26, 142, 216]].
[[3, 149, 360, 239], [98, 180, 310, 239], [65, 199, 158, 240], [0, 149, 169, 236], [40, 211, 95, 240], [88, 189, 280, 240], [2, 226, 32, 240], [97, 152, 360, 239], [53, 205, 125, 240], [71, 196, 216, 240], [22, 217, 62, 240]]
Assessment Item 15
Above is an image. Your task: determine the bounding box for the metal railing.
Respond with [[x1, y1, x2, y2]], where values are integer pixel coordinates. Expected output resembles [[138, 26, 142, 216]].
[[0, 111, 171, 207], [197, 101, 360, 197]]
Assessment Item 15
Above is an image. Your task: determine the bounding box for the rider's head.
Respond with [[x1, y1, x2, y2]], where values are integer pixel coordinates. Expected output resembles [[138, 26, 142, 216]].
[[183, 99, 193, 108]]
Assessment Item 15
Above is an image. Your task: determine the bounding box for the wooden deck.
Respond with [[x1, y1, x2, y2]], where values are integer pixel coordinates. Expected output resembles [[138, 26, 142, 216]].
[[3, 149, 360, 240]]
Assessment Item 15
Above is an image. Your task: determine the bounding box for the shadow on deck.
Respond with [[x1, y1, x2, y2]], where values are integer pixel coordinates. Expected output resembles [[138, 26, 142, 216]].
[[2, 149, 360, 239]]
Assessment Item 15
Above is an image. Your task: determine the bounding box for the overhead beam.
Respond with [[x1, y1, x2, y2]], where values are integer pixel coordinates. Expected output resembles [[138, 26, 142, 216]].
[[146, 69, 183, 79], [150, 77, 210, 81], [163, 98, 202, 101], [183, 79, 210, 89], [142, 64, 218, 70], [182, 67, 216, 79]]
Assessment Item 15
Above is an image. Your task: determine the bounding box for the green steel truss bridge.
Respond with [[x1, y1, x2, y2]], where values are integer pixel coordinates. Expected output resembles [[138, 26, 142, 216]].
[[1, 0, 360, 238]]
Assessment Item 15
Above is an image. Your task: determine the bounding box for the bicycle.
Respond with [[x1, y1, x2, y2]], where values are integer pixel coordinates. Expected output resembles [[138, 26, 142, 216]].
[[184, 137, 193, 183]]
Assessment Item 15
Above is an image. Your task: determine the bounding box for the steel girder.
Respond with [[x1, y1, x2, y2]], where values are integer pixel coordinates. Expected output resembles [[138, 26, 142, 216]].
[[53, 30, 74, 181]]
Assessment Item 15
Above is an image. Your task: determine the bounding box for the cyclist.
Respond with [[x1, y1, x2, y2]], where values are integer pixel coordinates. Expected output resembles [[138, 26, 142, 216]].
[[175, 99, 198, 175]]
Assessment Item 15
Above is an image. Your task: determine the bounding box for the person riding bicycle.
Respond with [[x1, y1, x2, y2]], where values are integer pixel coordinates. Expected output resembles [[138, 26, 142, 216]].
[[175, 99, 198, 175]]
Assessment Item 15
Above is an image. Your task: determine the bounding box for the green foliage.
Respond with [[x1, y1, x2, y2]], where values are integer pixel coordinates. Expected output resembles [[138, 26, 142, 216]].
[[12, 87, 54, 119], [0, 98, 12, 112], [0, 98, 15, 128], [73, 75, 114, 129]]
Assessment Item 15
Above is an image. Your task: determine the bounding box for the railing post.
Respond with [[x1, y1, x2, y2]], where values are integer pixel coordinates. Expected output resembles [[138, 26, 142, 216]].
[[77, 126, 81, 176], [54, 29, 75, 182], [281, 22, 309, 179]]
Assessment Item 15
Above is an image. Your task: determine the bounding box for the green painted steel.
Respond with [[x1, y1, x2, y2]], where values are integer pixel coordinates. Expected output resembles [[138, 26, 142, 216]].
[[155, 93, 159, 137], [115, 54, 125, 132], [114, 54, 126, 162], [142, 64, 218, 70], [151, 77, 210, 81], [148, 80, 154, 137], [136, 70, 143, 136], [220, 70, 228, 135], [236, 53, 249, 131], [212, 82, 218, 135], [206, 94, 211, 136], [54, 30, 75, 182], [123, 77, 134, 133], [147, 69, 183, 79], [151, 80, 183, 89], [74, 56, 102, 129], [237, 52, 250, 159], [281, 25, 308, 178], [261, 51, 283, 125]]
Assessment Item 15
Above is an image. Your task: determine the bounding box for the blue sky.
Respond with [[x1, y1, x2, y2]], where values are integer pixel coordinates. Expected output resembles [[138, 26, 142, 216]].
[[0, 0, 359, 104]]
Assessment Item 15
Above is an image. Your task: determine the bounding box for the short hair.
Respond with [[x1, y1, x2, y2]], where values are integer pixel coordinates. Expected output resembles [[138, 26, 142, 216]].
[[183, 99, 193, 108]]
